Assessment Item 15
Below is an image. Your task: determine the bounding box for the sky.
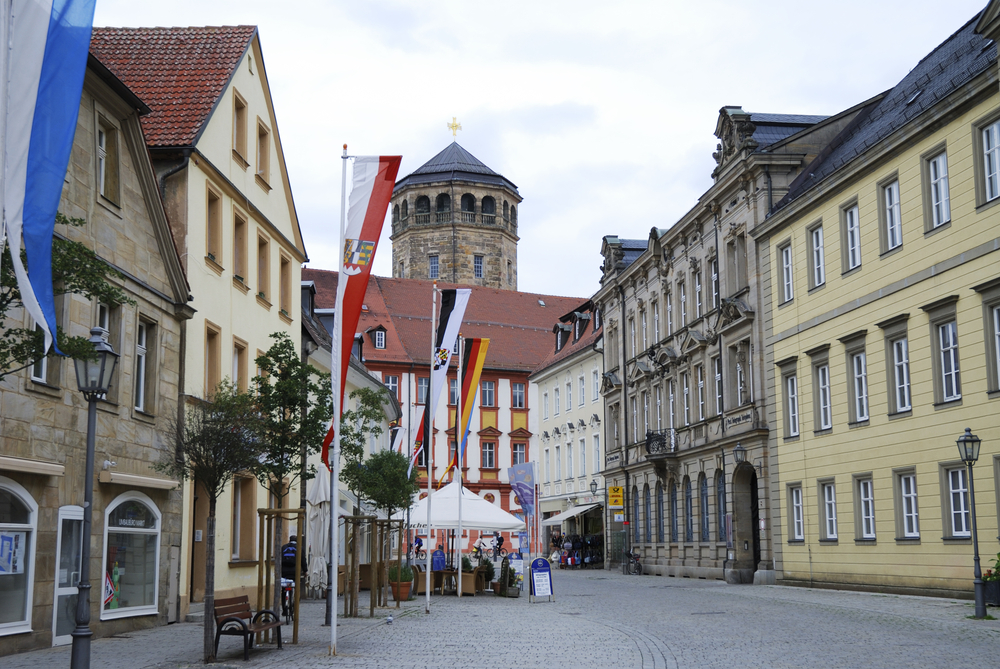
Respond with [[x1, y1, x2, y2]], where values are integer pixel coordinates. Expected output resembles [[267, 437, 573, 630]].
[[94, 0, 990, 300]]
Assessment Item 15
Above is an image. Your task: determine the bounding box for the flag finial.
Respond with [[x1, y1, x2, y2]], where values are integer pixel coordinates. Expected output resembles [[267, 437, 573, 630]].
[[447, 117, 462, 137]]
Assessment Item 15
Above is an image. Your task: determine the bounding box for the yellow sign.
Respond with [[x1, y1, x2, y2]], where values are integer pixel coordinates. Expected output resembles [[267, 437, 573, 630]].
[[608, 486, 624, 509]]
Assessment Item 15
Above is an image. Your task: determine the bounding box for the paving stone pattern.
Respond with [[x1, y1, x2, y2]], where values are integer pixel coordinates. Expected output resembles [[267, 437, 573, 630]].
[[6, 569, 998, 668]]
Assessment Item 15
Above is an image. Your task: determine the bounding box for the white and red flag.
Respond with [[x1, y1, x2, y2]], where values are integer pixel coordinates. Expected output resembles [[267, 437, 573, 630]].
[[322, 155, 401, 469]]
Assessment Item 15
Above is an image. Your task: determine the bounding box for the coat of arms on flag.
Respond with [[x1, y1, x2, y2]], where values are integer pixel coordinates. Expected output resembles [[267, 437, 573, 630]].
[[343, 239, 375, 267], [432, 347, 449, 371]]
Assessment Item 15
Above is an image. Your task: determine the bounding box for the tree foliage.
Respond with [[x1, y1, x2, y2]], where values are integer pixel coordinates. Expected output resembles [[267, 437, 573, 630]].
[[339, 386, 390, 509], [0, 214, 133, 380], [359, 449, 418, 519]]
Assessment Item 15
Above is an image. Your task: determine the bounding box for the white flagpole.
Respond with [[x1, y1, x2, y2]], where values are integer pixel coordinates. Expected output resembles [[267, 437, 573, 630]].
[[425, 284, 436, 613], [456, 335, 463, 598], [328, 144, 348, 655]]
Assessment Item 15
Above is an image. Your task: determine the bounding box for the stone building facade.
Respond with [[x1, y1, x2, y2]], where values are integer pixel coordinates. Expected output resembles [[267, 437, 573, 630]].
[[593, 105, 867, 582], [390, 142, 520, 290], [0, 58, 192, 654]]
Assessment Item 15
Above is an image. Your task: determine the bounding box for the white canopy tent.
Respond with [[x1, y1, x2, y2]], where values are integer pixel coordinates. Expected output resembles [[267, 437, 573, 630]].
[[393, 479, 525, 532], [305, 467, 352, 590]]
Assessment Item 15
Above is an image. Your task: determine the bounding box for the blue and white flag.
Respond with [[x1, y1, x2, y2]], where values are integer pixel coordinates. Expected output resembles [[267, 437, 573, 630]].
[[2, 0, 96, 355]]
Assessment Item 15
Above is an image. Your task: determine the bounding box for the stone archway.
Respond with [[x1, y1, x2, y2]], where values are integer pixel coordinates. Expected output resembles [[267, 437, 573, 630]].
[[727, 463, 759, 584]]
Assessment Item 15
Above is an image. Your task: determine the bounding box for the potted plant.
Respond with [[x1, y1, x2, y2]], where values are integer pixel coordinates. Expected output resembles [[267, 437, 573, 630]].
[[388, 563, 413, 602], [498, 564, 520, 598], [984, 552, 1000, 607], [481, 558, 496, 591]]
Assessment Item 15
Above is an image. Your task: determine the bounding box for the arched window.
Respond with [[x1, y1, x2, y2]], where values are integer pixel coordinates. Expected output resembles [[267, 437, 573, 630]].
[[656, 482, 664, 543], [415, 195, 430, 213], [401, 199, 408, 219], [436, 193, 451, 212], [632, 486, 640, 543], [700, 474, 710, 542], [716, 471, 727, 542], [461, 193, 476, 223], [0, 476, 37, 634], [102, 492, 161, 619], [669, 481, 678, 542], [482, 196, 496, 224], [392, 204, 399, 223], [643, 484, 651, 543], [510, 205, 517, 226], [503, 200, 509, 219], [684, 477, 693, 542]]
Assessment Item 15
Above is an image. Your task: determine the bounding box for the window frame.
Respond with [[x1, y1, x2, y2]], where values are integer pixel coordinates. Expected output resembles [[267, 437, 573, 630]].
[[255, 117, 271, 186], [839, 331, 869, 424], [922, 296, 961, 406], [877, 314, 911, 415], [841, 200, 862, 273], [777, 356, 799, 438], [100, 491, 162, 620], [921, 143, 951, 232], [853, 474, 876, 541], [512, 382, 526, 409], [0, 475, 38, 636], [95, 113, 121, 208], [941, 464, 971, 539], [807, 344, 832, 432], [473, 254, 483, 279], [892, 467, 920, 541], [481, 441, 496, 469], [416, 377, 429, 404], [428, 255, 439, 279], [972, 278, 1000, 395], [819, 479, 838, 542], [974, 113, 1000, 207], [877, 175, 902, 254], [779, 241, 794, 304], [808, 221, 825, 290], [480, 380, 496, 407], [788, 483, 804, 542], [232, 89, 248, 166]]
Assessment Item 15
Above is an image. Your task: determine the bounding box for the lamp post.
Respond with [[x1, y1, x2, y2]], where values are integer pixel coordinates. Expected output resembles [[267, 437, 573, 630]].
[[590, 480, 598, 497], [71, 328, 119, 669], [955, 427, 986, 619], [733, 442, 746, 465]]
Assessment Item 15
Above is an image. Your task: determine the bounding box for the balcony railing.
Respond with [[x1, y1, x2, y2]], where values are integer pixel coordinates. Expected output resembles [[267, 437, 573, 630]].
[[461, 211, 476, 223], [482, 214, 495, 225], [645, 428, 676, 456], [414, 213, 430, 224], [436, 211, 451, 223]]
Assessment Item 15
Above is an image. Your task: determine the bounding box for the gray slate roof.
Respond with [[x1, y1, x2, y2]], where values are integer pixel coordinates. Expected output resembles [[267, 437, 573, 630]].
[[750, 112, 829, 148], [620, 238, 647, 268], [779, 14, 995, 208], [394, 141, 519, 193]]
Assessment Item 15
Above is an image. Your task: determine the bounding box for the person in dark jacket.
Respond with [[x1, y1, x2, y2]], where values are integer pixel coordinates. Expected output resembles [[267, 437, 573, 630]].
[[280, 535, 305, 580]]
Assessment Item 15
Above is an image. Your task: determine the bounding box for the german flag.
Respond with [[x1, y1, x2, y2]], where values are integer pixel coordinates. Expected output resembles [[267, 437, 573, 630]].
[[438, 337, 489, 485]]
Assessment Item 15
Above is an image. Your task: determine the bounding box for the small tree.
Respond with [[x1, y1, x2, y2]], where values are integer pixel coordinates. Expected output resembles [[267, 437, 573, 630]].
[[0, 214, 133, 380], [339, 386, 390, 511], [155, 381, 260, 662], [360, 449, 419, 520], [252, 332, 332, 616]]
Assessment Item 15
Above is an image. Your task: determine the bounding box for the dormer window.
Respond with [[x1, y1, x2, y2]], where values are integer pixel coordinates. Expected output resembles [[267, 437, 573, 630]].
[[556, 330, 564, 352], [374, 330, 385, 349]]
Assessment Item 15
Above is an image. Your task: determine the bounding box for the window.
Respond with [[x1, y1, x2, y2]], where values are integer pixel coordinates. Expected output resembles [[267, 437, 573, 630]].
[[644, 485, 652, 543], [385, 375, 399, 399], [925, 150, 951, 229], [578, 376, 585, 406], [579, 438, 586, 477], [878, 314, 911, 414], [982, 119, 1000, 202], [629, 318, 636, 357], [656, 483, 665, 543], [134, 321, 155, 411], [232, 90, 247, 162], [256, 119, 270, 184], [512, 443, 526, 466], [417, 443, 427, 469], [727, 235, 748, 293], [29, 322, 47, 383], [786, 374, 799, 437], [631, 396, 638, 438], [231, 476, 256, 560], [699, 475, 709, 542], [678, 281, 687, 327], [279, 254, 292, 316], [481, 380, 495, 407], [842, 203, 861, 271], [655, 385, 662, 431], [481, 442, 495, 469], [555, 445, 561, 480], [642, 391, 649, 435], [257, 235, 270, 301], [923, 296, 960, 404], [374, 330, 385, 349], [206, 187, 222, 265], [96, 119, 119, 205], [449, 377, 458, 405], [507, 260, 513, 285], [429, 255, 439, 279], [512, 382, 525, 409], [973, 280, 1000, 392], [0, 477, 38, 634], [593, 435, 600, 475], [881, 179, 902, 252], [474, 255, 483, 279], [592, 369, 600, 401], [667, 379, 676, 430], [946, 466, 970, 537], [205, 322, 221, 397], [713, 356, 723, 416], [681, 372, 690, 426], [666, 292, 673, 335], [543, 392, 549, 420], [808, 344, 832, 431], [544, 448, 550, 483], [821, 481, 838, 540], [851, 352, 869, 422], [684, 478, 693, 542], [566, 380, 572, 409], [780, 243, 793, 303], [554, 389, 560, 415], [809, 223, 825, 289], [102, 493, 161, 618], [669, 482, 678, 542], [790, 485, 804, 541], [652, 301, 660, 341], [711, 258, 720, 309], [417, 377, 429, 404], [633, 487, 640, 543], [233, 211, 248, 283], [695, 271, 703, 318], [856, 476, 875, 540], [716, 473, 726, 542], [640, 310, 647, 350], [566, 444, 573, 479], [893, 468, 920, 540]]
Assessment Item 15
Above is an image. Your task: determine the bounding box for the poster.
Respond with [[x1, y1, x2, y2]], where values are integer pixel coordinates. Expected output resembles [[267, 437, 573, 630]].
[[0, 531, 26, 575]]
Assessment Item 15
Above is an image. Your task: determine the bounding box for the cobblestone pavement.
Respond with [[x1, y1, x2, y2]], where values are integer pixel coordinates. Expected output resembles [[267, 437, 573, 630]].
[[6, 568, 999, 668]]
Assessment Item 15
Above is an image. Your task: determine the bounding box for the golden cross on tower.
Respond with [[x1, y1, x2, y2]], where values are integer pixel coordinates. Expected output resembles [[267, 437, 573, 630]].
[[447, 116, 462, 137]]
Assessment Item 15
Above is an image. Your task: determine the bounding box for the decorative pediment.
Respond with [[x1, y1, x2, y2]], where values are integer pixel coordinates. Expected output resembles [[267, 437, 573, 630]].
[[590, 414, 601, 427], [577, 419, 586, 429], [542, 431, 550, 441], [566, 421, 575, 432], [627, 360, 652, 386], [509, 427, 533, 440], [680, 330, 708, 355], [601, 371, 621, 393], [553, 427, 561, 437], [718, 298, 754, 333], [712, 106, 757, 172], [652, 346, 678, 369], [477, 426, 503, 438]]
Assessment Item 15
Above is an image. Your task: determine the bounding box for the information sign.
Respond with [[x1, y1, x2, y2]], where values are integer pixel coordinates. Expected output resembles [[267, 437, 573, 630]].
[[608, 486, 624, 509], [431, 548, 446, 572], [529, 557, 553, 602]]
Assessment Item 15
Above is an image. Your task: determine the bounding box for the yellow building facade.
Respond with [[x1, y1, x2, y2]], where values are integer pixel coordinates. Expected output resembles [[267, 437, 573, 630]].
[[756, 14, 1000, 597]]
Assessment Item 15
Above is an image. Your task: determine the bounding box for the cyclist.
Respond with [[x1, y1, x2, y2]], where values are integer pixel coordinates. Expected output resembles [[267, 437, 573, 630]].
[[473, 534, 490, 560], [413, 535, 424, 557], [494, 531, 505, 556]]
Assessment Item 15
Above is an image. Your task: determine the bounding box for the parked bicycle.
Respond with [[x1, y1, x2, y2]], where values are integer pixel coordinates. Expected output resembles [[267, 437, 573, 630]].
[[624, 549, 642, 575], [407, 543, 427, 561]]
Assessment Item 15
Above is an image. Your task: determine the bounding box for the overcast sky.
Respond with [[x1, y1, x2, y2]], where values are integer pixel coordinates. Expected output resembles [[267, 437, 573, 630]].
[[95, 0, 989, 300]]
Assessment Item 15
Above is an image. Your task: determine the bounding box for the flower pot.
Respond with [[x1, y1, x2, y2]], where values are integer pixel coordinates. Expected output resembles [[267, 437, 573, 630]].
[[390, 581, 411, 601], [985, 580, 1000, 607]]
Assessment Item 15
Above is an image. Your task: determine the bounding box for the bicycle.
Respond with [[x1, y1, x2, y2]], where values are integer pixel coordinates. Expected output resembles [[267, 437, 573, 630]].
[[406, 543, 427, 561], [472, 545, 507, 562], [624, 549, 642, 575]]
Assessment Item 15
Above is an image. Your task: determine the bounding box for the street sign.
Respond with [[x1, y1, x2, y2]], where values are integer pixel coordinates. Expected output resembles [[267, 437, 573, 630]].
[[529, 557, 553, 602], [608, 486, 624, 509], [613, 512, 624, 522]]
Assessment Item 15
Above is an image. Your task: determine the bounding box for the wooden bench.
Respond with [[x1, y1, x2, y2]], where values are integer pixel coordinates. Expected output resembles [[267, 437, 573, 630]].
[[214, 595, 282, 661]]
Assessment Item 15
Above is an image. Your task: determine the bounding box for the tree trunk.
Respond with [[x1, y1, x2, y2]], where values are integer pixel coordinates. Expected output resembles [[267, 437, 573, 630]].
[[204, 499, 217, 662]]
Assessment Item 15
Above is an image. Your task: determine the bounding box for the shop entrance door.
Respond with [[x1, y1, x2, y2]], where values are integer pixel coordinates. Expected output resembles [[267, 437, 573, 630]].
[[52, 506, 84, 646]]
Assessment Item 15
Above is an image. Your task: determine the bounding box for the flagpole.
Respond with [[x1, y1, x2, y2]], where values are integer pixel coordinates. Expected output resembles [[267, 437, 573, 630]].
[[456, 335, 464, 598], [425, 283, 436, 613], [328, 144, 348, 655]]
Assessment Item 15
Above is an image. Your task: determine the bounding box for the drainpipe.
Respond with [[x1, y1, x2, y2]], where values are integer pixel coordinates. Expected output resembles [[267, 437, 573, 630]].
[[764, 165, 773, 214]]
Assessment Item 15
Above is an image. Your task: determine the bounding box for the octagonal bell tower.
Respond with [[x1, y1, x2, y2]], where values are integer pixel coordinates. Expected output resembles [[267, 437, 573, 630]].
[[390, 142, 521, 290]]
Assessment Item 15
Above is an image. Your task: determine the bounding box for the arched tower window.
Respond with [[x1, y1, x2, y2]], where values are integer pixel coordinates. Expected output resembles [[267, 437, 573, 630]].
[[503, 200, 509, 220], [415, 196, 430, 224], [401, 200, 408, 219], [436, 194, 451, 222], [510, 205, 517, 227], [461, 193, 476, 223], [482, 196, 496, 224], [392, 204, 399, 224]]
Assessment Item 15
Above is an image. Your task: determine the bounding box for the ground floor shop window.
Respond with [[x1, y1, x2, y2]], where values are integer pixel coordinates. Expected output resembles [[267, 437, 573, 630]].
[[0, 477, 36, 635], [102, 492, 161, 619]]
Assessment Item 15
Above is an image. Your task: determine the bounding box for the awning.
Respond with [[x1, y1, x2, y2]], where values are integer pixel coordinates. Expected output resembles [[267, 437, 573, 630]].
[[540, 503, 601, 526]]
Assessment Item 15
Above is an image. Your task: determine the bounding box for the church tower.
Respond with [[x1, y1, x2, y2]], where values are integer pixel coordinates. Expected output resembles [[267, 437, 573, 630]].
[[390, 142, 520, 289]]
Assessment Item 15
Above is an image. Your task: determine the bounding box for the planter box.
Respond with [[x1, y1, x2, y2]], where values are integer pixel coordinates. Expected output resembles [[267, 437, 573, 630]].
[[390, 581, 411, 602], [985, 580, 1000, 607]]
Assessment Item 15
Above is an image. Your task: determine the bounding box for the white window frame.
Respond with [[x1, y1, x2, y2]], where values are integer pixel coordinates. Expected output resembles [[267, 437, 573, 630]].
[[791, 486, 804, 540], [696, 365, 705, 422], [786, 375, 799, 437], [481, 441, 495, 469], [100, 491, 162, 620], [679, 282, 687, 327], [566, 380, 572, 409], [666, 292, 673, 335], [543, 392, 549, 420], [473, 255, 483, 279], [555, 445, 562, 480], [554, 388, 560, 415], [893, 338, 911, 412], [544, 448, 550, 483], [852, 352, 869, 422], [512, 443, 526, 466], [811, 226, 826, 287], [818, 364, 832, 430], [579, 437, 586, 477], [983, 120, 1000, 202], [681, 372, 690, 426], [578, 375, 585, 406], [135, 322, 148, 412], [711, 258, 720, 309], [901, 473, 919, 538], [823, 482, 838, 540], [655, 385, 662, 431], [858, 478, 875, 539], [939, 321, 961, 401], [948, 467, 970, 537], [566, 443, 573, 479], [481, 380, 496, 407], [593, 435, 600, 475], [695, 272, 703, 318], [30, 322, 47, 382], [592, 369, 600, 401], [653, 302, 660, 341], [0, 476, 38, 636], [781, 244, 794, 302], [512, 382, 525, 409], [884, 180, 902, 251], [713, 356, 723, 416], [929, 152, 951, 227], [428, 255, 439, 279], [845, 205, 861, 270], [374, 330, 385, 349]]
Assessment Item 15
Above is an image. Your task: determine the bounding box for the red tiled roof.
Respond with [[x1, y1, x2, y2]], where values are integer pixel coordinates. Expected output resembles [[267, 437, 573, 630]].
[[90, 26, 256, 147], [302, 269, 586, 373]]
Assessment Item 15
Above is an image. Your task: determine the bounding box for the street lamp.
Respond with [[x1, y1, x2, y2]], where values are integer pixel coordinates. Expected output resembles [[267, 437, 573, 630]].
[[71, 328, 119, 669], [955, 427, 986, 619], [590, 479, 598, 496], [733, 442, 746, 465]]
